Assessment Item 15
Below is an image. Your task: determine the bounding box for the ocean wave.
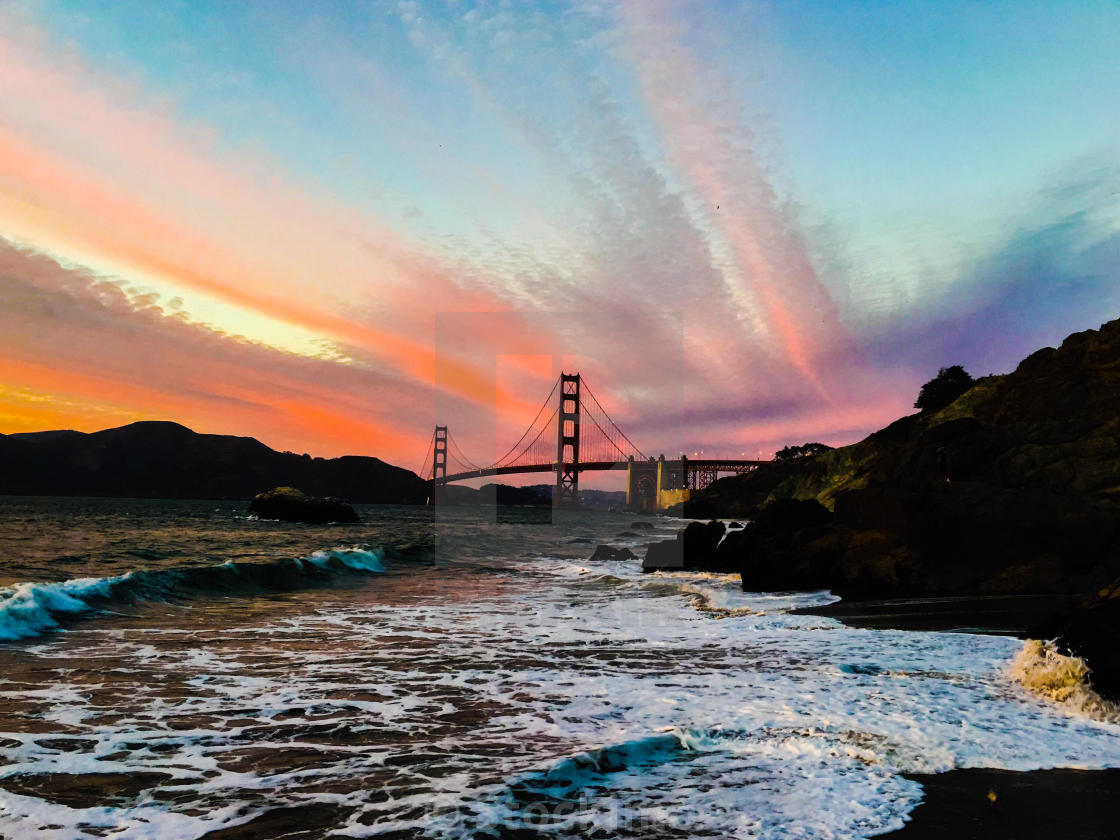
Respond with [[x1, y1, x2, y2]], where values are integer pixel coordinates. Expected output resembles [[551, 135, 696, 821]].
[[511, 732, 688, 800], [1010, 639, 1120, 722], [447, 727, 922, 839], [0, 547, 387, 642]]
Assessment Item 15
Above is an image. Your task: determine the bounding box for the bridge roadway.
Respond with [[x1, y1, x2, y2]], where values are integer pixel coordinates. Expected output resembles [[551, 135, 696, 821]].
[[442, 459, 768, 484]]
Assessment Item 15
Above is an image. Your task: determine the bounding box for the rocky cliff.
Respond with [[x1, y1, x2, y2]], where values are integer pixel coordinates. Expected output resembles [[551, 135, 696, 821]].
[[681, 317, 1120, 601]]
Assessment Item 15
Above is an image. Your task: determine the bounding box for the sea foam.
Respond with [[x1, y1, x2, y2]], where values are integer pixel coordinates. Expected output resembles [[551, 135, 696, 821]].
[[1010, 638, 1120, 721]]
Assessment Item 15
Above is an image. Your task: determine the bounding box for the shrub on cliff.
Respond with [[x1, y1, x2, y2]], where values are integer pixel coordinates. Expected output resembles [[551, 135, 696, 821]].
[[775, 442, 834, 461], [914, 365, 975, 412]]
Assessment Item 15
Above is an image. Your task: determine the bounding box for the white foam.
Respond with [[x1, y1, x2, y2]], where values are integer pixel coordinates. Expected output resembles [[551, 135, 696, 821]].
[[304, 547, 385, 573], [0, 576, 120, 640], [2, 540, 1120, 839]]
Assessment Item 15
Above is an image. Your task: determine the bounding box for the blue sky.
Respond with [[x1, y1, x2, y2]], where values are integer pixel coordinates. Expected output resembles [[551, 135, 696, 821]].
[[1, 0, 1118, 466]]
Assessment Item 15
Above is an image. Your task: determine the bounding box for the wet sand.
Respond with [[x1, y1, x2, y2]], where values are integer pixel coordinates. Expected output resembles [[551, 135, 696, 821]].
[[796, 594, 1071, 637], [801, 595, 1120, 840], [883, 768, 1120, 839]]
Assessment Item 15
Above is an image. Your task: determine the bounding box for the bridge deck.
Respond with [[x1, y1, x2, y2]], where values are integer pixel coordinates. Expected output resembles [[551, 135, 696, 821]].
[[442, 459, 768, 484]]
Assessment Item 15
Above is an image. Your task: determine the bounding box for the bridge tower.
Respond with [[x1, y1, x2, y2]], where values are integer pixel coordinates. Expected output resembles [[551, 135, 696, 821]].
[[555, 373, 581, 508], [432, 425, 448, 504]]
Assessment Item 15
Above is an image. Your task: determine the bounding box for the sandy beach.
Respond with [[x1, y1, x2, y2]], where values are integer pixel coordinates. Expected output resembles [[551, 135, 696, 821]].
[[802, 595, 1119, 840]]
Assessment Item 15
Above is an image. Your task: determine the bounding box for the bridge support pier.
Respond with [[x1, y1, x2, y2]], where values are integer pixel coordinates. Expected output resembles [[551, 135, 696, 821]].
[[626, 456, 691, 512], [555, 373, 581, 509], [432, 424, 448, 505], [656, 456, 689, 511]]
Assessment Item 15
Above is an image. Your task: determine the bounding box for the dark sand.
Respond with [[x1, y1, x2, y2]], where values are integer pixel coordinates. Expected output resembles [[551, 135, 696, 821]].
[[882, 768, 1120, 839], [801, 595, 1120, 840], [795, 594, 1072, 637]]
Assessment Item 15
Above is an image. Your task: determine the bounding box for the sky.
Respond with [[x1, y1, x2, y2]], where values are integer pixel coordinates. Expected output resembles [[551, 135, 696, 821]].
[[1, 0, 1118, 482]]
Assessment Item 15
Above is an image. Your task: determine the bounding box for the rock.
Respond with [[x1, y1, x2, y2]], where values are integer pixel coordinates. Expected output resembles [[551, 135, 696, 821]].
[[567, 538, 594, 544], [728, 521, 744, 529], [682, 520, 725, 561], [588, 545, 637, 562], [642, 539, 684, 572], [751, 499, 831, 532], [616, 531, 640, 538], [630, 521, 655, 530], [640, 521, 740, 573], [677, 316, 1120, 601], [827, 481, 1119, 599], [248, 486, 360, 524], [731, 500, 841, 592]]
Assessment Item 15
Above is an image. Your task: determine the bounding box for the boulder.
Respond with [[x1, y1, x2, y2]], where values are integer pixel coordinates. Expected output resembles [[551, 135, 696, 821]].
[[248, 486, 360, 524], [588, 545, 637, 562], [641, 520, 739, 573], [642, 539, 685, 572], [731, 500, 840, 592]]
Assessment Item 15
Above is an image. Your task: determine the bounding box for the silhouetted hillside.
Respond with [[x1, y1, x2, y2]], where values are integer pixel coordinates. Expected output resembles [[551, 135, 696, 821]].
[[678, 316, 1120, 601], [0, 421, 427, 504]]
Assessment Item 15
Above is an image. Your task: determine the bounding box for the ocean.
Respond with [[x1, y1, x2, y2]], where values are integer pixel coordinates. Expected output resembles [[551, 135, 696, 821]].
[[1, 496, 1119, 839]]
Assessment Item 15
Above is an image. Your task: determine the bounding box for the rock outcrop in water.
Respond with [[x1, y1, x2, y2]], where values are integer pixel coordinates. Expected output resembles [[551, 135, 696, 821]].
[[249, 486, 360, 524], [588, 545, 637, 562], [676, 317, 1120, 601], [642, 520, 740, 572]]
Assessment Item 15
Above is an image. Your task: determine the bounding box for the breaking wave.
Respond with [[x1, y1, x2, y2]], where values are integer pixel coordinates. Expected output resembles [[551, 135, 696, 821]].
[[0, 547, 387, 642], [1010, 639, 1120, 721]]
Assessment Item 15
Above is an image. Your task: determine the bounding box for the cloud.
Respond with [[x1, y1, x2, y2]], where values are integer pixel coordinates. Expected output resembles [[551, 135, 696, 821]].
[[0, 239, 437, 457], [6, 1, 1111, 474], [860, 161, 1120, 378]]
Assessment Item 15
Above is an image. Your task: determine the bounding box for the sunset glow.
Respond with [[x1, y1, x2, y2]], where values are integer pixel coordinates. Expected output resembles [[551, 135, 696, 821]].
[[2, 0, 1119, 472]]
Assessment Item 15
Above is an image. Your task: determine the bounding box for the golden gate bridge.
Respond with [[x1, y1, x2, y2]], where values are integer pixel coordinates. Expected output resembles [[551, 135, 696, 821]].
[[418, 372, 767, 511]]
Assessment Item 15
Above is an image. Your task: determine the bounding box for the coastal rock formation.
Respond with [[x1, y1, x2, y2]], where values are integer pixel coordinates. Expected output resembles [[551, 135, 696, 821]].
[[249, 487, 360, 524], [642, 520, 739, 573], [588, 545, 637, 562], [642, 538, 685, 572], [726, 500, 841, 591], [672, 317, 1120, 602]]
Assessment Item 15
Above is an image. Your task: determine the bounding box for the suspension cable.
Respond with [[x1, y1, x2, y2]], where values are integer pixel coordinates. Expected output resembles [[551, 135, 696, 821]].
[[582, 410, 632, 460], [447, 432, 482, 472], [492, 376, 561, 468], [512, 407, 558, 465], [417, 431, 434, 479], [581, 380, 646, 459]]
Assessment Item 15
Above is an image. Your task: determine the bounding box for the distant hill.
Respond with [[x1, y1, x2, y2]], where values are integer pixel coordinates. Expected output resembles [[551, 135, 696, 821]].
[[0, 421, 427, 504]]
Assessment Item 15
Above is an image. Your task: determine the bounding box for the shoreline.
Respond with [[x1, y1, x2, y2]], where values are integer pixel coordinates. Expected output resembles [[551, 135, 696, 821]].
[[797, 595, 1119, 840], [883, 768, 1120, 839], [794, 593, 1072, 638]]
